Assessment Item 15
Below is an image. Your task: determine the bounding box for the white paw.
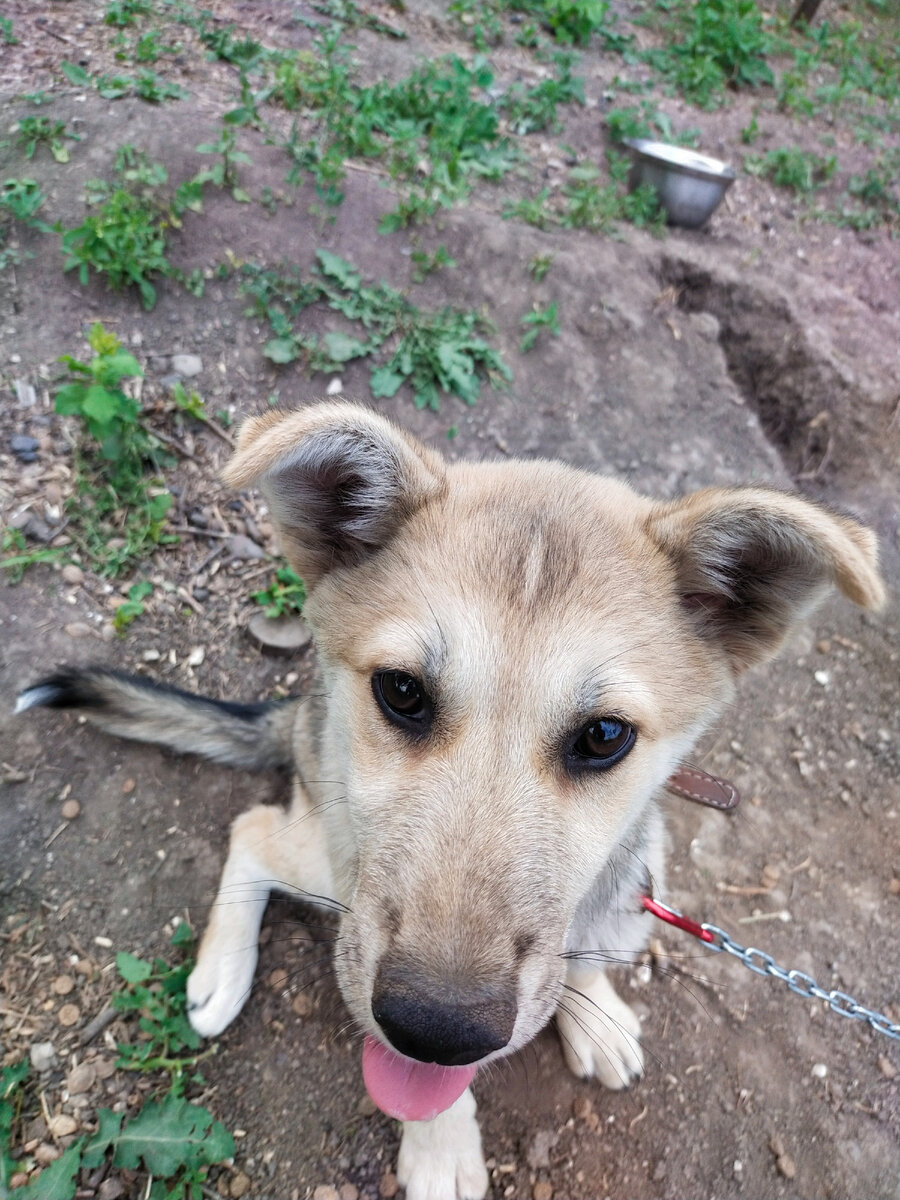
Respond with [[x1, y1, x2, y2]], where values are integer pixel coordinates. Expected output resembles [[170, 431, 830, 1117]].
[[557, 971, 644, 1090], [186, 937, 258, 1038], [397, 1088, 488, 1200]]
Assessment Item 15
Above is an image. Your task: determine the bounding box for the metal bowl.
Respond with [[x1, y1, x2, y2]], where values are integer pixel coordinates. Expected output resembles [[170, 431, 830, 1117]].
[[623, 138, 736, 229]]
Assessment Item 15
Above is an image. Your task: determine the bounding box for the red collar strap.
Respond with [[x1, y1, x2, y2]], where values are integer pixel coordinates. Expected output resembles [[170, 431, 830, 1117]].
[[666, 766, 740, 812]]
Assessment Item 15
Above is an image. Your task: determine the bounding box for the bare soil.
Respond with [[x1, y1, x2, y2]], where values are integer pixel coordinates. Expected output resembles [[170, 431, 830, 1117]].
[[1, 4, 898, 1200]]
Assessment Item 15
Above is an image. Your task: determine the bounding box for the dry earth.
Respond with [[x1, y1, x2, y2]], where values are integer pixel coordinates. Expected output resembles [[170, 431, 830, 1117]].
[[1, 3, 899, 1200]]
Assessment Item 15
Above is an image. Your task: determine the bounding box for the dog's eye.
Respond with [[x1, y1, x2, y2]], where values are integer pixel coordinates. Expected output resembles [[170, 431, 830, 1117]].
[[569, 718, 636, 769], [372, 670, 432, 731]]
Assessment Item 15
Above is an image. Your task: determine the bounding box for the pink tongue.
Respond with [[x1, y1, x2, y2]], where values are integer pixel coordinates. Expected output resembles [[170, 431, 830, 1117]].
[[362, 1035, 478, 1121]]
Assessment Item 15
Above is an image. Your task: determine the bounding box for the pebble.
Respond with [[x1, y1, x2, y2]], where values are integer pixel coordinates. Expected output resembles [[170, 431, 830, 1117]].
[[29, 1042, 57, 1073], [339, 1186, 359, 1200], [292, 992, 313, 1018], [313, 1188, 340, 1200], [171, 353, 203, 377], [229, 1172, 251, 1198], [48, 1114, 78, 1138], [143, 649, 161, 662], [811, 1062, 827, 1079], [769, 1134, 796, 1180], [52, 975, 74, 995], [10, 434, 39, 461], [99, 1178, 125, 1200], [61, 799, 81, 820], [357, 1094, 377, 1117], [34, 1143, 60, 1166], [813, 670, 830, 686], [57, 1004, 81, 1028], [185, 646, 205, 668], [64, 622, 93, 639], [326, 377, 343, 395], [67, 1062, 96, 1094], [9, 1174, 29, 1189], [61, 564, 84, 586], [248, 612, 312, 654], [227, 534, 266, 560], [268, 968, 288, 991], [572, 1096, 593, 1121], [877, 1055, 897, 1079], [378, 1172, 398, 1198], [533, 1183, 553, 1200]]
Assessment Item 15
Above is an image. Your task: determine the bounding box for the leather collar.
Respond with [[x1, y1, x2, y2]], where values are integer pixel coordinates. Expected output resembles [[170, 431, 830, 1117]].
[[666, 766, 740, 813]]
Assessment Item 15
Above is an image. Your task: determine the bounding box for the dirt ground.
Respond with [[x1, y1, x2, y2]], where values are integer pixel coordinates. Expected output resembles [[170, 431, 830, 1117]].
[[1, 3, 899, 1199]]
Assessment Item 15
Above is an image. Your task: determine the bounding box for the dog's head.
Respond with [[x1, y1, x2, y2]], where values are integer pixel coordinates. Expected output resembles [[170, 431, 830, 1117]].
[[225, 402, 884, 1114]]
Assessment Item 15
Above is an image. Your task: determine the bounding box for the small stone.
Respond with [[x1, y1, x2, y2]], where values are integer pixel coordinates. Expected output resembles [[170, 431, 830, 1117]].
[[171, 353, 203, 377], [248, 612, 312, 654], [64, 622, 93, 639], [29, 1042, 57, 1073], [533, 1183, 553, 1200], [34, 1143, 60, 1166], [67, 1062, 96, 1093], [526, 1130, 557, 1171], [313, 1188, 340, 1200], [61, 564, 84, 586], [572, 1096, 593, 1121], [268, 968, 288, 991], [888, 878, 900, 896], [61, 799, 81, 821], [292, 992, 313, 1017], [122, 779, 135, 794], [9, 1174, 29, 1189], [57, 1003, 81, 1028], [761, 863, 780, 888], [23, 515, 53, 542], [94, 936, 113, 948], [48, 1114, 78, 1138], [878, 1055, 897, 1079], [378, 1172, 398, 1198], [52, 975, 75, 996], [99, 1178, 125, 1200], [94, 1058, 115, 1079], [769, 1134, 796, 1180], [326, 377, 343, 395], [227, 534, 265, 560], [229, 1172, 251, 1198], [816, 639, 831, 653], [357, 1094, 377, 1117], [811, 1063, 827, 1079], [143, 649, 161, 662], [339, 1186, 359, 1200], [813, 670, 830, 686], [10, 434, 40, 460], [186, 646, 205, 668]]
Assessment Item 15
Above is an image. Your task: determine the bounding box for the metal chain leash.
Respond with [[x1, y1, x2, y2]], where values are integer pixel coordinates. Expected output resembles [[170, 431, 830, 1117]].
[[642, 895, 900, 1042]]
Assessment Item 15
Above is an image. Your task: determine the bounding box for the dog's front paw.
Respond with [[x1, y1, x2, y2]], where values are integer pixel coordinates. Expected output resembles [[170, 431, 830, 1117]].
[[557, 969, 643, 1090], [397, 1088, 488, 1200], [186, 935, 258, 1038]]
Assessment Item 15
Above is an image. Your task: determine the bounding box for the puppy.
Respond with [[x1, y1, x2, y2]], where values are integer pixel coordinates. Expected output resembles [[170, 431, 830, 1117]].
[[18, 402, 885, 1200]]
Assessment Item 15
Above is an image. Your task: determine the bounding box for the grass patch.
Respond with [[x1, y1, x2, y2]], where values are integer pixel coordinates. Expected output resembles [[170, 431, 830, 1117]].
[[744, 146, 837, 192], [240, 249, 512, 411]]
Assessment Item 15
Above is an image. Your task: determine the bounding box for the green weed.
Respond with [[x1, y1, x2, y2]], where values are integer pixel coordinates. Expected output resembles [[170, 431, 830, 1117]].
[[511, 0, 631, 49], [641, 0, 774, 108], [105, 0, 152, 26], [16, 116, 81, 163], [744, 146, 837, 192], [61, 59, 189, 103], [0, 927, 233, 1199], [195, 124, 253, 202], [500, 51, 585, 135], [604, 102, 700, 147], [1, 178, 47, 226], [0, 16, 16, 44], [0, 529, 66, 583], [528, 252, 554, 281], [52, 323, 176, 577], [253, 565, 307, 618], [113, 580, 154, 632], [241, 249, 512, 411], [519, 301, 560, 352], [410, 243, 457, 282]]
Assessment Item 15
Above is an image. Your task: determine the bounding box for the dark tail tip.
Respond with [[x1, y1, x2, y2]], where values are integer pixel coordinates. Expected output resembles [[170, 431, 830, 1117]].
[[15, 669, 108, 715]]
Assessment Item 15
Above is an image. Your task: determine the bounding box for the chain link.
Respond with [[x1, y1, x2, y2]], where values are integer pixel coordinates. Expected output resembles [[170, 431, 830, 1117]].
[[702, 921, 900, 1042]]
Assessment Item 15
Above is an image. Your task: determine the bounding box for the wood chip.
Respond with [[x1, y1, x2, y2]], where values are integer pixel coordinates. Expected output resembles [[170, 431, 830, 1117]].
[[229, 1172, 251, 1198], [57, 1003, 81, 1028], [52, 975, 75, 996]]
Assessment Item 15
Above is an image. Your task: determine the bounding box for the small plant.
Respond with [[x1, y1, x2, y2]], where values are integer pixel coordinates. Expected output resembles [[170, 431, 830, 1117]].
[[16, 116, 81, 163], [410, 243, 456, 282], [519, 301, 561, 352], [0, 529, 65, 583], [745, 146, 837, 192], [0, 15, 16, 44], [241, 250, 512, 411], [1, 178, 48, 227], [53, 324, 176, 577], [105, 0, 152, 25], [0, 927, 233, 1198], [195, 124, 252, 202], [113, 580, 154, 632], [511, 0, 629, 48], [528, 252, 554, 281], [500, 51, 585, 135], [253, 565, 307, 618], [62, 187, 170, 309]]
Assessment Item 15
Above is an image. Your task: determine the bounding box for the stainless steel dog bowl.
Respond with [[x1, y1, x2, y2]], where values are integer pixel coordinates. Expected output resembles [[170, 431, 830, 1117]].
[[623, 138, 736, 229]]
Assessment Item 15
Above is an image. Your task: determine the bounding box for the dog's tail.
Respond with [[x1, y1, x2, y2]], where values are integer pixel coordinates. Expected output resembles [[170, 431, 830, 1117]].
[[15, 667, 297, 770]]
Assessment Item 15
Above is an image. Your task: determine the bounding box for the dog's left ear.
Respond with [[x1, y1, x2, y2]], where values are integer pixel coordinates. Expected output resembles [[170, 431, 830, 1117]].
[[222, 402, 446, 586], [646, 488, 886, 673]]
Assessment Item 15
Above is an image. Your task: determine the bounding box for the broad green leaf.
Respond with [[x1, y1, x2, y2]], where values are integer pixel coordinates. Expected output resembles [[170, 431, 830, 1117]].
[[263, 337, 298, 363], [322, 331, 369, 363], [81, 1109, 124, 1170], [369, 367, 404, 398], [60, 61, 91, 86], [316, 250, 360, 291], [53, 383, 86, 416], [22, 1141, 84, 1200], [81, 385, 119, 426], [116, 951, 153, 984], [111, 1095, 234, 1177], [170, 921, 193, 948]]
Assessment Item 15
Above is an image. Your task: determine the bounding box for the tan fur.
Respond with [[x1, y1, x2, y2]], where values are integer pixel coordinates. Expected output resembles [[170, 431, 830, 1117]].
[[24, 401, 884, 1200]]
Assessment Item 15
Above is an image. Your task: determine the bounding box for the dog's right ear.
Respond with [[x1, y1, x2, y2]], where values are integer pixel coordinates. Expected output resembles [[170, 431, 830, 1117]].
[[221, 403, 446, 586]]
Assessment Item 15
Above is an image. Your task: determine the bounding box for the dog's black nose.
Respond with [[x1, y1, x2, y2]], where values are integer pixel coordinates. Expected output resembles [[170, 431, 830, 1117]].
[[371, 964, 517, 1067]]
